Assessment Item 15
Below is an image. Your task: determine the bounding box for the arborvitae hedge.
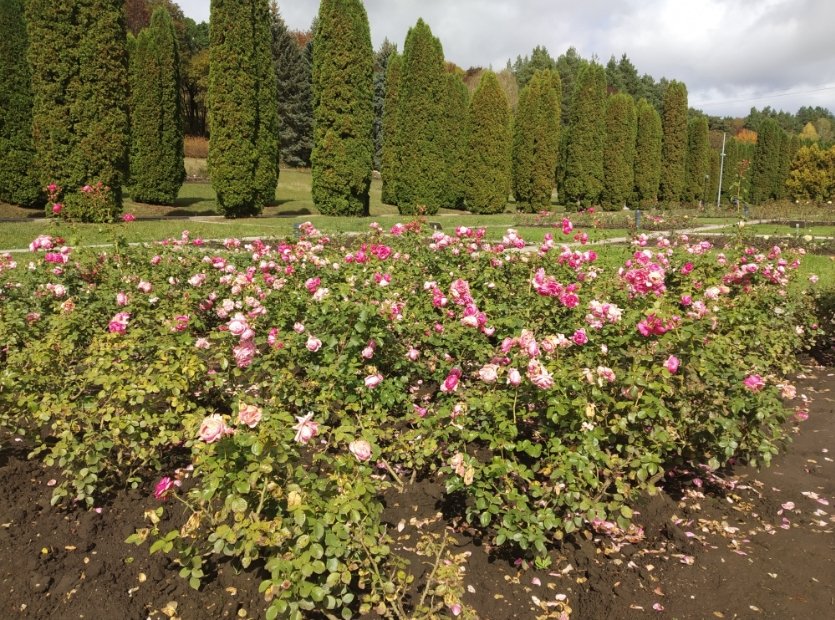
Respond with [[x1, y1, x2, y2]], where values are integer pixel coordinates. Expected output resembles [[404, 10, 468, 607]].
[[562, 63, 606, 208], [602, 93, 637, 210], [633, 97, 662, 207], [465, 71, 511, 214], [272, 6, 313, 168], [441, 73, 470, 210], [659, 80, 688, 205], [372, 39, 397, 172], [396, 19, 447, 215], [749, 118, 786, 204], [512, 69, 560, 211], [208, 0, 278, 218], [380, 52, 402, 205], [722, 138, 755, 204], [0, 0, 40, 207], [27, 0, 130, 220], [683, 115, 709, 204], [311, 0, 374, 216], [129, 7, 185, 205]]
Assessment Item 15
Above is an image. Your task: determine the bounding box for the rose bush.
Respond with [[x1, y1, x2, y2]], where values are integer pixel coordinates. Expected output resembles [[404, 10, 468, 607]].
[[0, 219, 820, 617]]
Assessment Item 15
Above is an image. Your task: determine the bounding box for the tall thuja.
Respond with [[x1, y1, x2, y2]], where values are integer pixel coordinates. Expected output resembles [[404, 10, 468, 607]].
[[272, 3, 313, 167], [775, 132, 799, 200], [722, 138, 755, 203], [372, 39, 397, 171], [563, 62, 606, 208], [129, 7, 185, 205], [659, 80, 688, 205], [311, 0, 373, 215], [512, 69, 560, 211], [380, 51, 402, 205], [749, 118, 783, 204], [27, 0, 130, 220], [396, 19, 446, 215], [441, 73, 470, 210], [0, 0, 40, 206], [209, 0, 278, 217], [602, 93, 637, 210], [683, 115, 709, 204], [464, 71, 511, 214], [633, 97, 662, 207]]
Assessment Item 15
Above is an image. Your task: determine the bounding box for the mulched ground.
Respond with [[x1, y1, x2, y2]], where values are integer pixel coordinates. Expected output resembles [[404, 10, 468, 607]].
[[1, 364, 832, 620]]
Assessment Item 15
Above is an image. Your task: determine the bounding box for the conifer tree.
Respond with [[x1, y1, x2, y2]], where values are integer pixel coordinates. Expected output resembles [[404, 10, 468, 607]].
[[380, 52, 402, 205], [129, 7, 185, 205], [396, 19, 446, 215], [602, 93, 637, 210], [27, 0, 130, 220], [659, 80, 688, 205], [0, 0, 40, 206], [749, 118, 783, 204], [512, 69, 560, 211], [311, 0, 373, 215], [272, 4, 313, 167], [633, 98, 662, 207], [465, 71, 511, 214], [441, 73, 470, 210], [563, 62, 606, 208], [209, 0, 278, 217], [683, 115, 709, 204], [372, 39, 397, 171]]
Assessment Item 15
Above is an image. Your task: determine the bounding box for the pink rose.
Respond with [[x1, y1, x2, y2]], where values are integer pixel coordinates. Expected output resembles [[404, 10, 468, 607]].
[[198, 414, 234, 443], [306, 336, 322, 352], [293, 412, 319, 444], [122, 213, 135, 222], [52, 202, 63, 215], [361, 341, 376, 359], [441, 368, 462, 393], [293, 322, 305, 333], [406, 347, 420, 361], [478, 364, 499, 383], [116, 291, 128, 306], [794, 407, 809, 422], [572, 329, 588, 346], [237, 403, 263, 428], [108, 311, 130, 334], [349, 439, 372, 462], [743, 374, 765, 392], [153, 476, 179, 500], [195, 337, 211, 349], [507, 368, 522, 387], [364, 373, 383, 389], [664, 355, 680, 374], [227, 313, 249, 337], [526, 359, 553, 389]]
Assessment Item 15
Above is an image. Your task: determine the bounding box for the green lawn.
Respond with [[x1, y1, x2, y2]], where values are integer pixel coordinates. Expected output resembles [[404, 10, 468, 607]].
[[715, 223, 835, 237]]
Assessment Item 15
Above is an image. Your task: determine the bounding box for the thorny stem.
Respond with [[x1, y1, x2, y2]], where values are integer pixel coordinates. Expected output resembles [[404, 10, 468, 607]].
[[416, 534, 448, 613], [381, 459, 404, 491]]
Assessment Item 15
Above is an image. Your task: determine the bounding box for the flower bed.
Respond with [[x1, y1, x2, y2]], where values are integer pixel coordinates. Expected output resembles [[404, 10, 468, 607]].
[[0, 220, 820, 619]]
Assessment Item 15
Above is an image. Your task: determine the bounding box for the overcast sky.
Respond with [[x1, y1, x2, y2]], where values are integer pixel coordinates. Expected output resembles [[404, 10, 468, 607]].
[[178, 0, 835, 118]]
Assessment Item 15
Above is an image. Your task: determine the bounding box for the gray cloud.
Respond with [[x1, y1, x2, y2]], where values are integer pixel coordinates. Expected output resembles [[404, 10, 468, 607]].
[[179, 0, 835, 116]]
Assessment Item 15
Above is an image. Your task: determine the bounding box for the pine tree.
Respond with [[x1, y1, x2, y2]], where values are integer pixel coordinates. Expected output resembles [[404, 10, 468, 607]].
[[562, 62, 606, 208], [311, 0, 373, 216], [749, 118, 783, 204], [208, 0, 278, 217], [372, 39, 397, 171], [633, 98, 662, 207], [465, 71, 511, 214], [659, 80, 688, 205], [27, 0, 130, 220], [683, 115, 709, 204], [396, 19, 447, 215], [441, 73, 470, 210], [602, 93, 637, 210], [380, 51, 402, 205], [0, 0, 40, 207], [129, 7, 184, 205], [512, 69, 560, 211], [272, 4, 313, 168]]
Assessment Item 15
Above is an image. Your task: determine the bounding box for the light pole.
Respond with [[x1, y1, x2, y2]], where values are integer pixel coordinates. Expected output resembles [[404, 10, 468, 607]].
[[716, 132, 726, 208]]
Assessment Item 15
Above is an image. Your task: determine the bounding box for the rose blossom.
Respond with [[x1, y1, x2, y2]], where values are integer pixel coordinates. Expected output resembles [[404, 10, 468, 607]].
[[116, 291, 128, 306], [780, 383, 796, 399], [108, 311, 130, 334], [293, 322, 305, 333], [664, 355, 680, 374], [153, 476, 180, 500], [572, 328, 588, 346], [293, 412, 319, 444], [364, 373, 383, 389], [406, 347, 420, 361], [237, 403, 263, 428], [507, 367, 522, 387], [306, 335, 322, 352], [195, 337, 211, 350], [526, 359, 554, 389], [349, 439, 372, 462], [478, 364, 499, 384], [441, 368, 462, 393], [198, 414, 234, 443], [743, 374, 765, 392]]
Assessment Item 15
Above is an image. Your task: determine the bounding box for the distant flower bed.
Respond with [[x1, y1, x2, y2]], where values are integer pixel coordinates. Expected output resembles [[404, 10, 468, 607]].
[[0, 220, 820, 618]]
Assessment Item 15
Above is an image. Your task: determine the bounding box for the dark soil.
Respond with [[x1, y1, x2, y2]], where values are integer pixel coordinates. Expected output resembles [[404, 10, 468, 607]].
[[1, 365, 833, 620]]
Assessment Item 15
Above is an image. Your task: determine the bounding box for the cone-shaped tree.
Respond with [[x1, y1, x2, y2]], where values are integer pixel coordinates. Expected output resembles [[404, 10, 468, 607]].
[[0, 0, 40, 207], [380, 52, 402, 205], [659, 80, 688, 205], [372, 39, 397, 171], [396, 19, 447, 215], [465, 71, 511, 214], [311, 0, 373, 216], [633, 98, 662, 207], [602, 93, 637, 210], [563, 63, 606, 208], [683, 115, 710, 204], [272, 4, 313, 168], [27, 0, 130, 220], [512, 69, 560, 211], [749, 118, 783, 204], [441, 73, 470, 210], [129, 7, 185, 205], [208, 0, 278, 217]]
